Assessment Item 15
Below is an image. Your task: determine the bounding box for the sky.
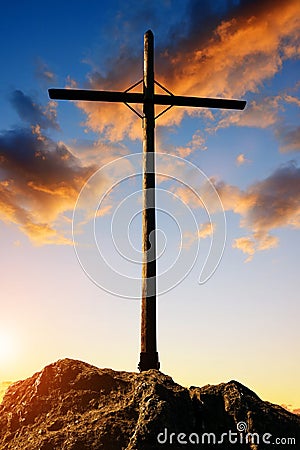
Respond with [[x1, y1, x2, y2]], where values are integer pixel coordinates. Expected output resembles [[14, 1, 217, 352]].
[[0, 0, 299, 412]]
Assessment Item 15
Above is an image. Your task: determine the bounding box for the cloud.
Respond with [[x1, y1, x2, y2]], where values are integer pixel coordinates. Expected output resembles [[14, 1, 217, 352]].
[[217, 161, 300, 259], [0, 128, 98, 245], [170, 184, 204, 209], [284, 94, 300, 107], [10, 90, 59, 130], [5, 1, 299, 248], [198, 222, 214, 239], [183, 222, 214, 249], [0, 92, 120, 245], [73, 0, 300, 144], [70, 137, 129, 166], [20, 222, 73, 246], [159, 0, 300, 107], [233, 234, 278, 262], [35, 58, 56, 83], [277, 125, 300, 153], [208, 90, 300, 154], [163, 130, 207, 158], [236, 153, 251, 166], [238, 161, 300, 231], [232, 236, 255, 261], [1, 89, 138, 245], [214, 96, 283, 130], [172, 161, 300, 259]]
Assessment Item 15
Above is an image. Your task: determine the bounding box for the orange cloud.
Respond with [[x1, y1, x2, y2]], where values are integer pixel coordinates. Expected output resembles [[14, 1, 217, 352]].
[[74, 1, 300, 142], [284, 95, 300, 107], [168, 0, 300, 101], [236, 153, 251, 166], [208, 90, 300, 155], [183, 222, 214, 249], [173, 131, 207, 157], [170, 185, 204, 209], [198, 222, 214, 239], [232, 236, 255, 261], [20, 222, 73, 246], [233, 233, 278, 261], [277, 126, 300, 153], [96, 204, 113, 217], [4, 2, 299, 248], [0, 129, 98, 245], [172, 161, 300, 259], [214, 96, 283, 131], [218, 162, 300, 259]]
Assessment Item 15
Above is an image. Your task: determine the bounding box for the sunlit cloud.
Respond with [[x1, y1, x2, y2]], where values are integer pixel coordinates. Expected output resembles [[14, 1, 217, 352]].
[[198, 221, 214, 238], [232, 236, 255, 261], [209, 90, 300, 154], [214, 96, 283, 131], [236, 153, 251, 166], [3, 1, 300, 249], [35, 58, 56, 83], [0, 128, 98, 245], [277, 125, 300, 153], [70, 138, 129, 166], [183, 222, 214, 249], [21, 222, 73, 246], [173, 131, 207, 157], [218, 161, 300, 259], [170, 185, 204, 209], [172, 161, 300, 259], [233, 233, 279, 262], [162, 1, 300, 114], [0, 90, 124, 245], [284, 94, 300, 107], [73, 0, 299, 148]]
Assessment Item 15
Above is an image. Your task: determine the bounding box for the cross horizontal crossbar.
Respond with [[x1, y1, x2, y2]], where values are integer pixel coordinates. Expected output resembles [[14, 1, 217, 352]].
[[48, 88, 246, 110]]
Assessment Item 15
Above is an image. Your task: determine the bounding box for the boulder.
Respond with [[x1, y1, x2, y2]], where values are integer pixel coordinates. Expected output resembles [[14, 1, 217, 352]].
[[0, 359, 299, 449]]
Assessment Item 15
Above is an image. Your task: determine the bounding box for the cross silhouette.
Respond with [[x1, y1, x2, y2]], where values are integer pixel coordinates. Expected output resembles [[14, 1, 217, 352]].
[[49, 30, 246, 372]]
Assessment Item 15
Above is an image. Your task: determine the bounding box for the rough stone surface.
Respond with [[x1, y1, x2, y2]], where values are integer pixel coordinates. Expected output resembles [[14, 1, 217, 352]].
[[0, 358, 299, 449]]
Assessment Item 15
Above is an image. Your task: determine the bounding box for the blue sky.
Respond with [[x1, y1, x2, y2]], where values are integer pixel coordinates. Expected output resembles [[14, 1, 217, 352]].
[[0, 0, 299, 411]]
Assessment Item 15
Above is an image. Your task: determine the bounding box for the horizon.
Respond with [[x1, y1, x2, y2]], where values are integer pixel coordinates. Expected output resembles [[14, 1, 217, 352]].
[[0, 362, 299, 416]]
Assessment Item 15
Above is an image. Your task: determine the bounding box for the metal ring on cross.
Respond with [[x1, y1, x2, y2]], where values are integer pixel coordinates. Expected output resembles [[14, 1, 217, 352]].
[[72, 152, 226, 299]]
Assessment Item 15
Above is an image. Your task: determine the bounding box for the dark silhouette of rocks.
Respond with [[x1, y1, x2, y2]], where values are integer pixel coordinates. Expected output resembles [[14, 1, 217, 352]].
[[0, 358, 299, 449]]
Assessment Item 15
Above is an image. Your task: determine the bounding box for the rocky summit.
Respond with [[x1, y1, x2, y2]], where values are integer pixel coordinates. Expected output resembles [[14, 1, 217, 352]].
[[0, 359, 299, 449]]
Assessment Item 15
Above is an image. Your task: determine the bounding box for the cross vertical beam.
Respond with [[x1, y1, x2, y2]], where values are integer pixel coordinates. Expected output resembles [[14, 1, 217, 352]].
[[139, 30, 160, 371], [48, 29, 246, 374]]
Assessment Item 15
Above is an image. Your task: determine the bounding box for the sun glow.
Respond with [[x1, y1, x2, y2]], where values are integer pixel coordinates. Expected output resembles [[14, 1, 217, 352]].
[[0, 330, 14, 362]]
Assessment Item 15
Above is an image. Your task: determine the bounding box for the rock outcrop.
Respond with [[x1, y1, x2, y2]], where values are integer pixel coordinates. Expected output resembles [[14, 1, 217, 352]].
[[0, 358, 299, 449]]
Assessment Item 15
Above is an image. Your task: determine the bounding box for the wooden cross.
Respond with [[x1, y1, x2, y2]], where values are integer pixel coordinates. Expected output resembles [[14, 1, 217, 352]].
[[49, 30, 246, 372]]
